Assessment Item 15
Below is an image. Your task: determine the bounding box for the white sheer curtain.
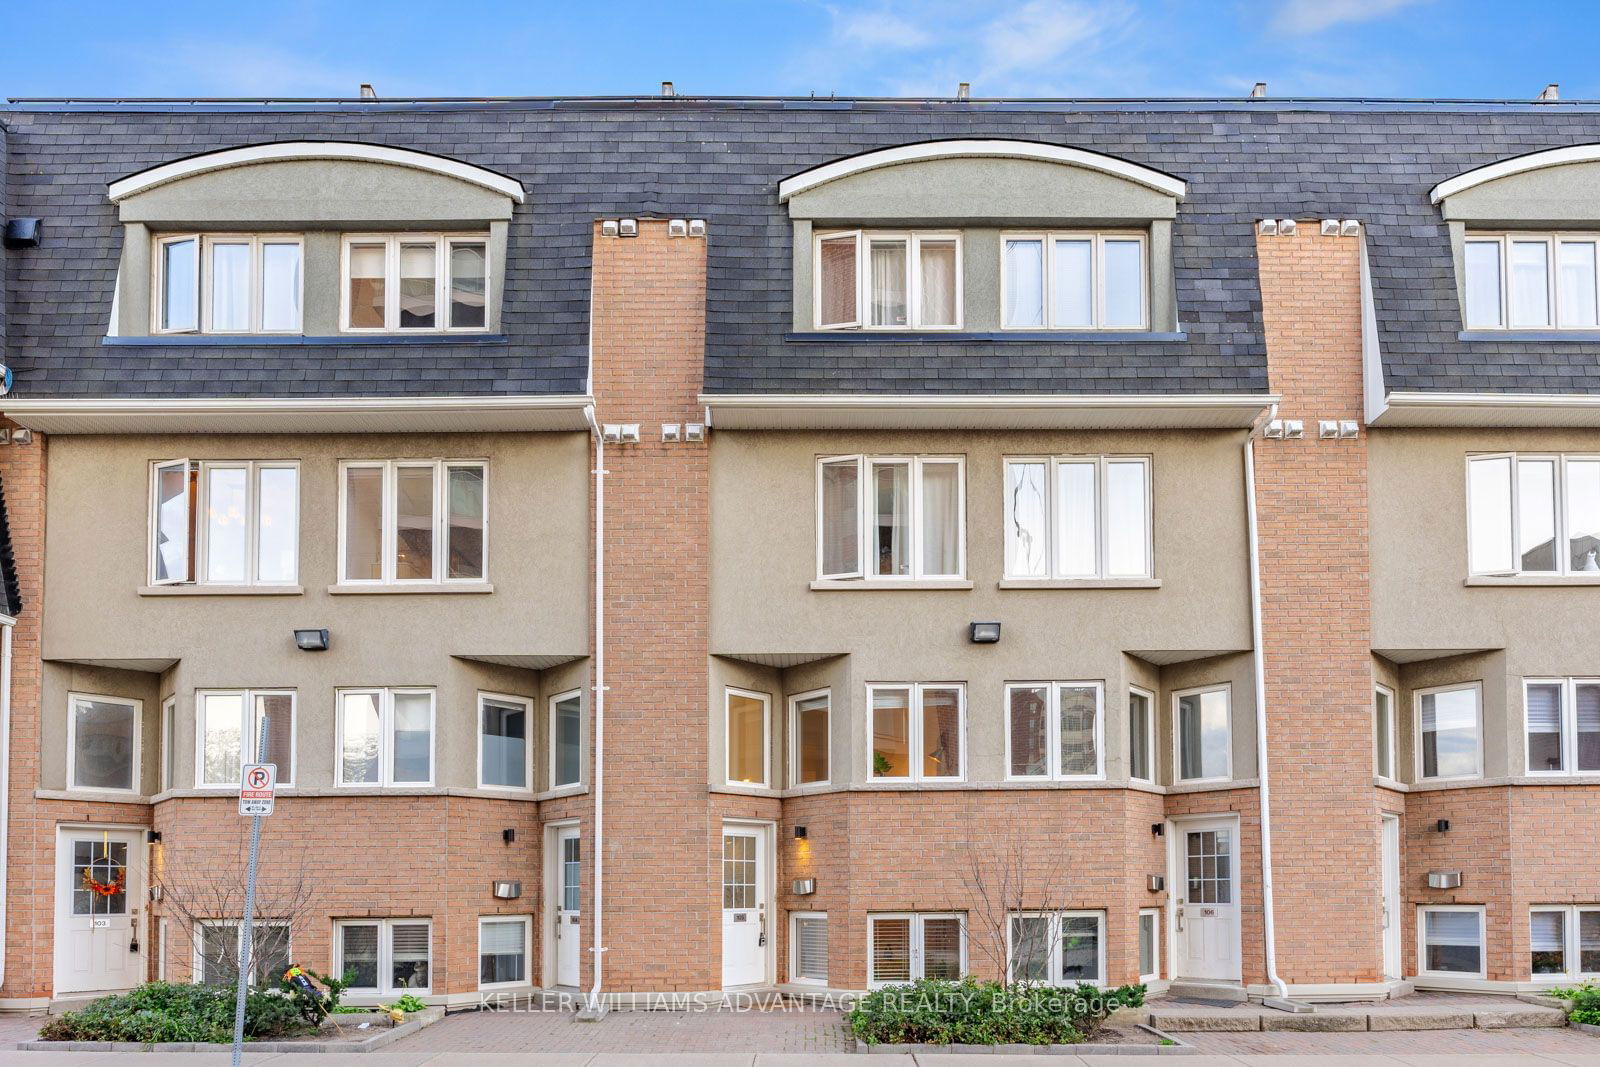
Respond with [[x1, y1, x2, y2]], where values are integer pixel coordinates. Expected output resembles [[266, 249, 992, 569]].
[[918, 240, 957, 326], [1005, 461, 1048, 577], [872, 462, 909, 576], [1558, 240, 1598, 327], [260, 242, 302, 332], [1004, 239, 1044, 327], [1463, 240, 1503, 328], [870, 240, 907, 327], [1056, 461, 1097, 577], [209, 241, 251, 331], [1509, 239, 1552, 328], [1105, 460, 1149, 577], [1052, 238, 1093, 326], [919, 461, 960, 576]]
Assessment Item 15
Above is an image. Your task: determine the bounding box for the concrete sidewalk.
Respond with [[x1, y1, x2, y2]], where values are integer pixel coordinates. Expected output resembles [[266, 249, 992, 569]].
[[4, 1053, 1600, 1065]]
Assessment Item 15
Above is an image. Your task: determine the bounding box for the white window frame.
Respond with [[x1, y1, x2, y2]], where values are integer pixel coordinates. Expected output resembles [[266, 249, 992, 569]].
[[1000, 230, 1149, 331], [548, 688, 583, 790], [1465, 452, 1600, 577], [161, 695, 177, 793], [1522, 677, 1600, 777], [866, 683, 967, 783], [1464, 232, 1600, 331], [1006, 910, 1107, 986], [476, 691, 534, 792], [1529, 905, 1600, 981], [813, 229, 963, 331], [1417, 904, 1487, 980], [147, 459, 301, 587], [1374, 684, 1397, 783], [194, 689, 297, 788], [814, 454, 966, 581], [1003, 681, 1105, 781], [339, 233, 493, 333], [1001, 455, 1154, 580], [789, 911, 829, 986], [337, 459, 489, 585], [866, 912, 966, 988], [477, 915, 532, 990], [1173, 683, 1232, 784], [153, 233, 304, 335], [788, 687, 831, 788], [334, 918, 434, 995], [66, 692, 142, 795], [335, 687, 437, 788], [194, 919, 291, 987], [1138, 907, 1161, 982], [1129, 685, 1155, 783], [1415, 681, 1483, 783], [724, 686, 772, 790]]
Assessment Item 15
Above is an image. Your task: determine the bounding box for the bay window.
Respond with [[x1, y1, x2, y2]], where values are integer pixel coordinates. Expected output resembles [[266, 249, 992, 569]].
[[339, 459, 486, 584], [814, 231, 961, 330], [725, 688, 771, 789], [1129, 687, 1153, 782], [1419, 906, 1484, 977], [1002, 232, 1146, 329], [1374, 685, 1395, 780], [337, 919, 432, 994], [341, 234, 490, 332], [1417, 682, 1482, 781], [868, 913, 964, 986], [817, 456, 964, 581], [1467, 453, 1600, 576], [196, 690, 295, 788], [1530, 906, 1600, 979], [478, 693, 531, 790], [1523, 678, 1600, 776], [1009, 911, 1104, 985], [551, 691, 583, 789], [1005, 682, 1104, 780], [1004, 456, 1151, 580], [868, 683, 963, 781], [337, 688, 435, 786], [1464, 233, 1600, 330], [68, 693, 140, 793], [1175, 685, 1231, 783], [790, 689, 831, 787], [150, 460, 299, 586], [155, 234, 303, 334]]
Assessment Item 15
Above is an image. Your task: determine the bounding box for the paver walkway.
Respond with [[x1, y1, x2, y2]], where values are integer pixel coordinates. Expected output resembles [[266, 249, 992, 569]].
[[1187, 1024, 1600, 1055]]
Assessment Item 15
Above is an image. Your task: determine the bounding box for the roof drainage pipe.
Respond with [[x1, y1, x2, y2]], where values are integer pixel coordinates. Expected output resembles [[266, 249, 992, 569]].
[[581, 406, 608, 1019], [1245, 418, 1291, 1004], [0, 620, 12, 992]]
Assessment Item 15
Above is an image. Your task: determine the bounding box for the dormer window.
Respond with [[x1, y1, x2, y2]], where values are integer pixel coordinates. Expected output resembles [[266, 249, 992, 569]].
[[1002, 232, 1146, 330], [815, 231, 961, 330], [1464, 233, 1600, 330], [155, 234, 304, 335], [341, 234, 490, 333]]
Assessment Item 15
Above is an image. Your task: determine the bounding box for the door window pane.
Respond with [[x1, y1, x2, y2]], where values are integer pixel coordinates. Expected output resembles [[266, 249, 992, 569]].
[[204, 467, 249, 583], [871, 463, 910, 577], [208, 241, 251, 332], [1102, 239, 1144, 327], [721, 833, 757, 909], [1004, 239, 1045, 327], [554, 695, 582, 787], [869, 239, 908, 327], [562, 836, 581, 912], [72, 839, 128, 917], [1186, 828, 1232, 904], [1005, 461, 1048, 578], [260, 242, 302, 332], [820, 459, 860, 577], [726, 692, 767, 785], [1420, 687, 1479, 779], [1105, 460, 1149, 576], [1060, 915, 1100, 982], [446, 465, 485, 579], [920, 461, 960, 577], [348, 244, 387, 329], [817, 235, 858, 328], [1051, 239, 1093, 326], [1058, 685, 1098, 776], [391, 923, 431, 990], [1532, 910, 1567, 975], [1558, 241, 1599, 327], [449, 242, 488, 328], [72, 697, 136, 791], [162, 238, 199, 331], [1424, 910, 1482, 974], [340, 692, 381, 784], [921, 688, 961, 779], [395, 466, 435, 580], [1056, 461, 1097, 577], [343, 467, 384, 581], [921, 917, 962, 979], [1578, 684, 1600, 773], [1509, 240, 1552, 327], [918, 239, 958, 327], [481, 698, 528, 788], [399, 244, 437, 328], [870, 918, 911, 983], [1468, 456, 1514, 573], [1463, 240, 1503, 328], [1518, 458, 1558, 572], [1567, 460, 1600, 573], [1178, 689, 1230, 781], [871, 688, 910, 778], [256, 467, 298, 584], [391, 692, 432, 783], [1374, 688, 1393, 779], [199, 692, 244, 787], [1129, 690, 1151, 781], [1008, 686, 1048, 777], [794, 694, 830, 785], [1010, 915, 1050, 982], [479, 920, 526, 985], [341, 924, 380, 989], [1526, 683, 1565, 773]]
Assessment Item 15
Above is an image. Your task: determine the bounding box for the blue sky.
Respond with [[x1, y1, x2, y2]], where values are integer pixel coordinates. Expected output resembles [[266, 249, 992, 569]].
[[7, 1, 1600, 101]]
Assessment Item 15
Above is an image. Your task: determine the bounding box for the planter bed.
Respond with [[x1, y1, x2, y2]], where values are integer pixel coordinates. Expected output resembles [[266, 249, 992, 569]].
[[21, 1005, 443, 1054]]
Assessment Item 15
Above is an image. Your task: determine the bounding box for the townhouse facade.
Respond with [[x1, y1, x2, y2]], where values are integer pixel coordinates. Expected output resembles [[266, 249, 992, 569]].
[[0, 92, 1594, 1012]]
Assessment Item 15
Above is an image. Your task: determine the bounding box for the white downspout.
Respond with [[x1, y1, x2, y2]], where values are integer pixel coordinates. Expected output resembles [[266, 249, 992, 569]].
[[0, 620, 12, 991], [1245, 418, 1289, 1001], [583, 406, 607, 1013]]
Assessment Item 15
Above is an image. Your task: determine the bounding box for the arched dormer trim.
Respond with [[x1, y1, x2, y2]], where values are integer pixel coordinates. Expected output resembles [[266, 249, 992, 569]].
[[109, 140, 525, 203], [1430, 144, 1600, 205], [777, 139, 1186, 203]]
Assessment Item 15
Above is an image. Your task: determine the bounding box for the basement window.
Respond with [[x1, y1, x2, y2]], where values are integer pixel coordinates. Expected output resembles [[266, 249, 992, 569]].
[[1419, 906, 1485, 978], [868, 913, 964, 986], [337, 919, 433, 994], [1009, 911, 1105, 985]]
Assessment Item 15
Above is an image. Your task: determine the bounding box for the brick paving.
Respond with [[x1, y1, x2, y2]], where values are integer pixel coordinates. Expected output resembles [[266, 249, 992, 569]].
[[392, 1004, 854, 1055], [0, 1016, 41, 1049], [1186, 1024, 1600, 1055]]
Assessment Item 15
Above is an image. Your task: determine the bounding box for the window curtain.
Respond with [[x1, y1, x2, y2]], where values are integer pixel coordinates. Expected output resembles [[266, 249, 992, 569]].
[[209, 242, 251, 331], [1004, 239, 1044, 327], [920, 462, 959, 576], [820, 460, 860, 576], [919, 241, 957, 326], [1005, 462, 1048, 577], [873, 463, 909, 576], [920, 918, 962, 979], [1052, 239, 1093, 326], [1526, 683, 1564, 772], [870, 241, 907, 327], [260, 243, 302, 331]]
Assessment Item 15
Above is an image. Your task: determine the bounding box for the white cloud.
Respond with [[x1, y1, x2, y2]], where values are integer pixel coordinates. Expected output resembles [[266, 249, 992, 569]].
[[121, 40, 402, 97], [830, 6, 937, 48], [980, 0, 1130, 79], [1271, 0, 1431, 35]]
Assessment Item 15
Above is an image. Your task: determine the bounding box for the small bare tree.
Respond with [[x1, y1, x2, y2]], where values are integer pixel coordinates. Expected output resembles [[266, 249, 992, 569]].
[[157, 837, 320, 988], [960, 815, 1076, 988]]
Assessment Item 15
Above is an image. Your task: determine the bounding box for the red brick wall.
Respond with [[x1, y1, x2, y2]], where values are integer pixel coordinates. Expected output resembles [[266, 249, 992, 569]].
[[1253, 227, 1384, 985]]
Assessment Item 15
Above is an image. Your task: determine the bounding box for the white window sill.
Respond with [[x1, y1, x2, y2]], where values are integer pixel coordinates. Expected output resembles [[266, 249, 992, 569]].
[[998, 578, 1161, 589], [1464, 575, 1600, 586], [37, 788, 149, 803], [328, 583, 494, 595], [139, 584, 303, 596], [809, 579, 972, 591]]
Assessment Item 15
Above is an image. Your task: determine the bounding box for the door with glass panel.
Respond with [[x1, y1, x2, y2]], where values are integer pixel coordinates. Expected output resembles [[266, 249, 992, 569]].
[[550, 827, 581, 987], [54, 830, 144, 994], [720, 827, 768, 987], [1174, 818, 1240, 980]]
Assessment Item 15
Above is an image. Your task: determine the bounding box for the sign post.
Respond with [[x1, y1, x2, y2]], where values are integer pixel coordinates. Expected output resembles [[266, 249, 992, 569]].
[[230, 717, 275, 1067]]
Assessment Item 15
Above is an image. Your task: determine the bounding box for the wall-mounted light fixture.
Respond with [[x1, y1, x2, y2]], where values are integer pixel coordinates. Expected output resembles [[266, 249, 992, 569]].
[[146, 830, 162, 843], [3, 218, 41, 250], [1151, 823, 1164, 837], [1148, 874, 1166, 892], [793, 825, 807, 840], [1436, 819, 1450, 833], [502, 828, 516, 844], [1426, 870, 1462, 889], [293, 628, 329, 652], [792, 878, 816, 895], [492, 880, 522, 900], [968, 622, 1001, 644]]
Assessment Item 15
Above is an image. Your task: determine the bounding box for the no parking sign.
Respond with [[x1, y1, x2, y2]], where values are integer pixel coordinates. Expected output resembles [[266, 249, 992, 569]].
[[239, 763, 276, 817]]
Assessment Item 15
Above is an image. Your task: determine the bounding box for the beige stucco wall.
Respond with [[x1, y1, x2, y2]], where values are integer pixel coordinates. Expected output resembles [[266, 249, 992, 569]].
[[707, 429, 1256, 792], [38, 431, 590, 795]]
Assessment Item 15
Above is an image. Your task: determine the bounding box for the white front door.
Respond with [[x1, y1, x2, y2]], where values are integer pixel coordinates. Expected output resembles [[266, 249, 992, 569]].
[[720, 827, 767, 987], [555, 827, 581, 987], [1175, 819, 1241, 981], [1381, 814, 1401, 980], [55, 829, 144, 994]]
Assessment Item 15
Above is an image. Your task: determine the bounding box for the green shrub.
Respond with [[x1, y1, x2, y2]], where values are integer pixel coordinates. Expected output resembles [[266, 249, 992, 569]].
[[37, 982, 307, 1044], [1550, 978, 1600, 1025], [848, 977, 1145, 1047], [392, 993, 428, 1014]]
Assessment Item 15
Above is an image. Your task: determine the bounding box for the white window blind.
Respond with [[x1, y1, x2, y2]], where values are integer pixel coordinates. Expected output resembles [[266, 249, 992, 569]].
[[794, 916, 828, 981], [1579, 684, 1600, 771], [481, 919, 524, 954], [1527, 683, 1565, 773], [1533, 911, 1566, 951], [870, 918, 911, 983]]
